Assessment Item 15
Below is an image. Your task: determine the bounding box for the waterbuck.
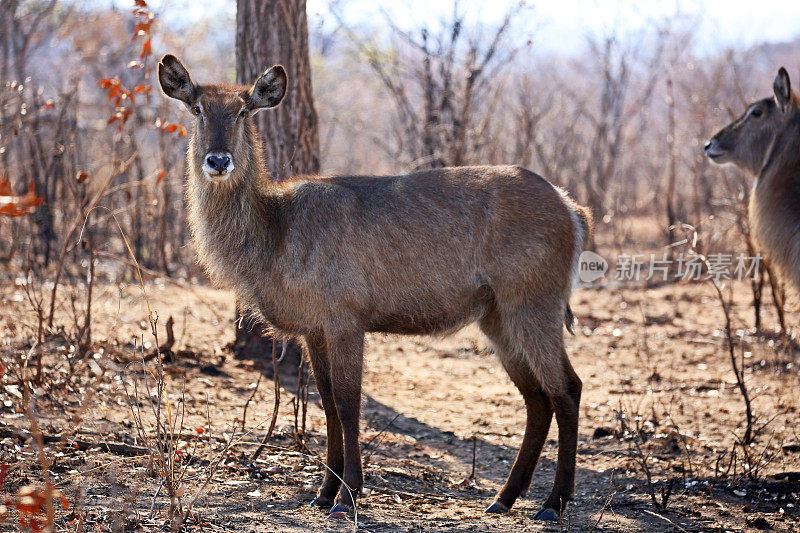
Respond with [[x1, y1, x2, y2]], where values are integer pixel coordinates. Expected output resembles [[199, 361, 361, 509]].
[[158, 53, 592, 521], [705, 67, 800, 295]]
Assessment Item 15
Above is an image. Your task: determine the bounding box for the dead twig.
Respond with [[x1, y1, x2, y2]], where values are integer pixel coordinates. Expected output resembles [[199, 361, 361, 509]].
[[241, 373, 262, 432], [470, 435, 477, 480], [641, 509, 689, 533], [93, 250, 226, 322], [362, 413, 401, 466], [588, 470, 616, 532], [678, 224, 756, 445], [616, 409, 673, 511], [251, 339, 281, 461]]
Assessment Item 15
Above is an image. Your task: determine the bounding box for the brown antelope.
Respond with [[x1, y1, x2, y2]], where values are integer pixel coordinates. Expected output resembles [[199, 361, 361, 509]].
[[705, 67, 800, 296], [158, 53, 592, 521]]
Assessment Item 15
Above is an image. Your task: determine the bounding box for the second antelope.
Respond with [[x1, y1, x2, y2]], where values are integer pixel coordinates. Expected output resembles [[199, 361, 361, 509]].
[[705, 67, 800, 296], [158, 53, 592, 521]]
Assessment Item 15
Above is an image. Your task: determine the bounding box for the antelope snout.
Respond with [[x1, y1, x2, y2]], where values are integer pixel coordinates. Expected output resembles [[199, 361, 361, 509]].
[[704, 138, 727, 162], [203, 151, 234, 180]]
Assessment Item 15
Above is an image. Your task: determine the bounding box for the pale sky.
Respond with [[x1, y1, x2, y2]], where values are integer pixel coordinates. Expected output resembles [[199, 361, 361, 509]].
[[304, 0, 800, 54], [150, 0, 800, 55]]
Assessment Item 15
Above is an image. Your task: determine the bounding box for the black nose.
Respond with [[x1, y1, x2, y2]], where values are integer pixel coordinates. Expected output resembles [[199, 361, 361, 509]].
[[206, 155, 230, 172]]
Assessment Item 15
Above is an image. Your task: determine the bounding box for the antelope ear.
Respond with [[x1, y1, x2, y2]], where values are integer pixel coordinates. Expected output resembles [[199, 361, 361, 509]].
[[247, 65, 287, 111], [158, 54, 197, 106], [774, 67, 792, 112]]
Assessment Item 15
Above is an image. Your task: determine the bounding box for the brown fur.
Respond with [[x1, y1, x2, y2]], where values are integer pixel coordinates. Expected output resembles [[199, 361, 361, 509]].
[[159, 54, 593, 517], [706, 67, 800, 296]]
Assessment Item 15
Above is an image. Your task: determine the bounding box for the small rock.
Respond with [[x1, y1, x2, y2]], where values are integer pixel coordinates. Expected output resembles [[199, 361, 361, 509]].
[[593, 427, 614, 439], [200, 363, 223, 376], [747, 517, 772, 530], [781, 442, 800, 453]]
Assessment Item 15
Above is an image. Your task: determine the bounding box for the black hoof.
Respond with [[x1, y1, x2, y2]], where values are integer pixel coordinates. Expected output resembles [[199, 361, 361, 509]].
[[309, 496, 333, 510], [485, 501, 510, 514], [533, 508, 560, 522], [327, 502, 352, 519]]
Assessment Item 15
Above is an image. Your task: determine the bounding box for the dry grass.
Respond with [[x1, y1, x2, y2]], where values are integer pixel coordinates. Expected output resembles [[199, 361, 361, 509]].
[[1, 272, 798, 531]]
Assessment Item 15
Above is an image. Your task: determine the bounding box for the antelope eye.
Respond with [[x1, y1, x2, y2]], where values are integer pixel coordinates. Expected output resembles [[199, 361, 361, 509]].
[[751, 108, 763, 118], [237, 109, 248, 119], [191, 105, 201, 116]]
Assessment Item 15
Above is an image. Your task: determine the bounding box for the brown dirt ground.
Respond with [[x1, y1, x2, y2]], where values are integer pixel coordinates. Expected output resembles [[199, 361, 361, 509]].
[[1, 277, 799, 532]]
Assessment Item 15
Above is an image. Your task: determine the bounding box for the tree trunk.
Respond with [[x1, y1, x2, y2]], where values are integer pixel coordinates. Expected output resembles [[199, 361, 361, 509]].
[[233, 0, 320, 361], [236, 0, 320, 180]]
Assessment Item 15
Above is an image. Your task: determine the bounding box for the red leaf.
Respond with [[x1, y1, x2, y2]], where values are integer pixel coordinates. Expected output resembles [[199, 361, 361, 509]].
[[15, 486, 44, 515], [133, 20, 153, 36], [23, 182, 44, 205], [156, 169, 166, 183], [140, 38, 152, 58], [0, 176, 13, 195], [58, 493, 69, 511], [0, 181, 44, 217], [76, 171, 89, 183], [0, 203, 21, 215]]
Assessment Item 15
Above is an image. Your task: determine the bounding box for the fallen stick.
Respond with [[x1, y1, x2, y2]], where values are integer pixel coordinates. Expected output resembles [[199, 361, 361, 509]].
[[0, 424, 149, 456], [368, 485, 461, 502]]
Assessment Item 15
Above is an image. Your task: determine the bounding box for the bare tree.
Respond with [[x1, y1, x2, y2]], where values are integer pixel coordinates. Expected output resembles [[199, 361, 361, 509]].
[[508, 62, 584, 193], [0, 0, 57, 84], [0, 0, 60, 264], [335, 1, 529, 169], [573, 32, 665, 219]]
